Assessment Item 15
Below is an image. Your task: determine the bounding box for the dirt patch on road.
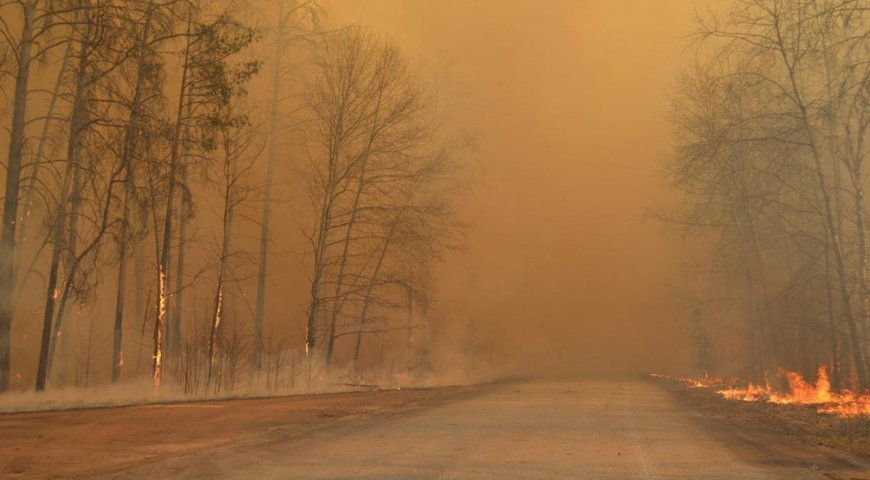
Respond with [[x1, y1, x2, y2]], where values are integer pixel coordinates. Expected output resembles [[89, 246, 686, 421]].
[[0, 385, 482, 479]]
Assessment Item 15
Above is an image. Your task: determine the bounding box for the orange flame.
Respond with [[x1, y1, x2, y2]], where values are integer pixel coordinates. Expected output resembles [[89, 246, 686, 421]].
[[711, 366, 869, 418], [768, 366, 832, 405], [718, 382, 770, 402], [653, 366, 870, 418], [153, 266, 167, 388]]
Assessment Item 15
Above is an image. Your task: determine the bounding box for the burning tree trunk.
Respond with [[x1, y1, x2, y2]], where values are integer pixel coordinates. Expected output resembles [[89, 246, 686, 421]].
[[154, 4, 195, 387], [152, 0, 257, 388], [208, 168, 236, 383], [112, 0, 162, 383], [207, 89, 258, 387]]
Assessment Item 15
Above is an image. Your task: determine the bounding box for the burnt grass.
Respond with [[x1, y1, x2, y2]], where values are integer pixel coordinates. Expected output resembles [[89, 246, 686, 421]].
[[651, 376, 870, 460]]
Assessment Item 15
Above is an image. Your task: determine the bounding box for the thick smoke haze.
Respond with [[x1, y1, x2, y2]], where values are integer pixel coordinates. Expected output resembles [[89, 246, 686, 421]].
[[0, 0, 725, 396], [331, 0, 709, 376], [3, 3, 870, 479]]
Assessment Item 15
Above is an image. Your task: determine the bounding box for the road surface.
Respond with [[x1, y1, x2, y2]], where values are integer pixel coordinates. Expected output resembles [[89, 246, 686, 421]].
[[2, 379, 868, 479]]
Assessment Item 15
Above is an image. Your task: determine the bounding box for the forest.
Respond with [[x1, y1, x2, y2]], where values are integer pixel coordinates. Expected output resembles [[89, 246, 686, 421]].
[[665, 0, 870, 393], [0, 0, 468, 396], [0, 2, 868, 477]]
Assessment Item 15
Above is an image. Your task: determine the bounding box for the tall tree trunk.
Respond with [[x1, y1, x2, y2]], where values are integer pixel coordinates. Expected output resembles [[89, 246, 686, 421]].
[[798, 116, 869, 390], [17, 40, 72, 263], [208, 193, 234, 383], [49, 108, 88, 385], [820, 27, 860, 390], [853, 176, 869, 383], [135, 239, 145, 334], [353, 211, 401, 372], [35, 35, 91, 391], [325, 87, 386, 365], [306, 59, 356, 358], [0, 0, 36, 392], [745, 215, 782, 365], [254, 1, 286, 370], [34, 183, 70, 390], [112, 182, 130, 383], [774, 28, 869, 389], [809, 145, 868, 390], [154, 7, 194, 387], [169, 165, 189, 357], [324, 163, 368, 366], [48, 170, 117, 383], [733, 207, 765, 380], [824, 247, 842, 389], [305, 173, 336, 356], [112, 0, 157, 383]]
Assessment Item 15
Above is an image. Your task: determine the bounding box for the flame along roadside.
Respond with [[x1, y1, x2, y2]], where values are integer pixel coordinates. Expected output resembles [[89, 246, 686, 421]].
[[651, 366, 870, 418]]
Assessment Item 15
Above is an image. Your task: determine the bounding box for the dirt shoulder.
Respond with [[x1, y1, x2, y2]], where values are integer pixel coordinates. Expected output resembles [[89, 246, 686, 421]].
[[653, 376, 870, 464], [0, 384, 483, 479]]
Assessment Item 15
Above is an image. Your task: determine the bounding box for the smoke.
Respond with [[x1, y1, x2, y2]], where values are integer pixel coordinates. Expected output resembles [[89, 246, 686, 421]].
[[330, 0, 710, 376], [0, 0, 717, 403]]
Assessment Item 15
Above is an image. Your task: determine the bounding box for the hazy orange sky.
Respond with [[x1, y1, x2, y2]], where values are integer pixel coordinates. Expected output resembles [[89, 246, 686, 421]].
[[330, 0, 713, 375]]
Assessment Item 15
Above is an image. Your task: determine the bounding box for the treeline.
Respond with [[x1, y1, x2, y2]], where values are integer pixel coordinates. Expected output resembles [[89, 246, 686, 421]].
[[665, 0, 869, 391], [0, 0, 465, 394]]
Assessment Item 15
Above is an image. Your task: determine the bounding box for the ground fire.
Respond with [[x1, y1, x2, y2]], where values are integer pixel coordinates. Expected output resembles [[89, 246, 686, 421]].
[[1, 0, 870, 478], [655, 366, 870, 418]]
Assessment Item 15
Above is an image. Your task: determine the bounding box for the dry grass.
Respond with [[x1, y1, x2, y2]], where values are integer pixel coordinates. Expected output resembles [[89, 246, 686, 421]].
[[653, 376, 870, 460]]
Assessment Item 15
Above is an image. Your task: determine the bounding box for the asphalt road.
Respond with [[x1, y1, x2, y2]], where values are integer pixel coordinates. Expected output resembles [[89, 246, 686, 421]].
[[89, 378, 869, 480]]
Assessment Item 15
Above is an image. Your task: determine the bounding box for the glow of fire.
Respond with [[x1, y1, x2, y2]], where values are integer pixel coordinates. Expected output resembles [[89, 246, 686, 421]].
[[653, 366, 869, 418], [210, 286, 223, 366], [154, 267, 167, 388]]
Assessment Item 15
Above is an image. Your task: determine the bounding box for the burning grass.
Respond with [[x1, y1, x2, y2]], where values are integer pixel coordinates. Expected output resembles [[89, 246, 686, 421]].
[[653, 366, 870, 418], [653, 371, 870, 463]]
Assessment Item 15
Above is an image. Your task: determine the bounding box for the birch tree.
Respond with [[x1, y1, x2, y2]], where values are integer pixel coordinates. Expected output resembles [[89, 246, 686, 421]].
[[305, 27, 465, 369]]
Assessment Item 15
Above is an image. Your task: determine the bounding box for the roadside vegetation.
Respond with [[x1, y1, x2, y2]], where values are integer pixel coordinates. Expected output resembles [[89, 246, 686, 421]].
[[661, 0, 870, 406], [0, 0, 469, 399], [652, 374, 870, 461]]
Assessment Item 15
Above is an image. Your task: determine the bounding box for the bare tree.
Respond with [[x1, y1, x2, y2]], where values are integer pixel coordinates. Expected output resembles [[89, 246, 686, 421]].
[[35, 1, 132, 390], [666, 0, 870, 390], [304, 27, 465, 371], [0, 0, 56, 391]]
